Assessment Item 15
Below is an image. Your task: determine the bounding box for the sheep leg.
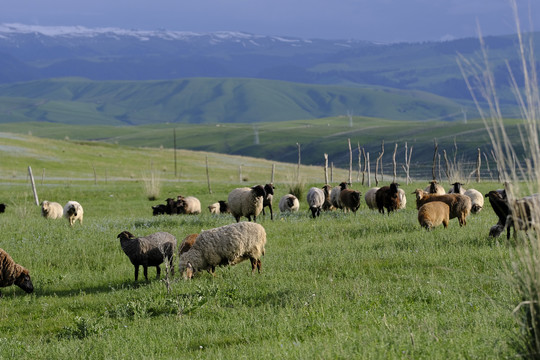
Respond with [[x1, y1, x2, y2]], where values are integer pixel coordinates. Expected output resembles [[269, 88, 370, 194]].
[[156, 265, 161, 279], [257, 259, 262, 273], [143, 266, 149, 281], [443, 219, 448, 228], [250, 258, 257, 274], [134, 266, 139, 281], [269, 205, 273, 220], [234, 215, 241, 223]]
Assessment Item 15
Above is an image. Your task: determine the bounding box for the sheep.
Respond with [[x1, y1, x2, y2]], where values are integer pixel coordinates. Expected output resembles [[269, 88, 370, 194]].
[[424, 180, 446, 195], [0, 203, 5, 213], [208, 200, 229, 214], [464, 189, 484, 214], [376, 183, 401, 215], [179, 233, 198, 255], [279, 194, 300, 212], [228, 185, 266, 222], [485, 190, 509, 237], [364, 187, 380, 210], [0, 248, 33, 297], [179, 222, 266, 279], [340, 188, 362, 213], [397, 188, 407, 210], [486, 190, 540, 239], [413, 189, 471, 226], [262, 183, 275, 220], [177, 196, 201, 215], [330, 182, 348, 210], [448, 182, 465, 194], [321, 184, 334, 211], [417, 201, 450, 230], [165, 197, 179, 214], [307, 187, 325, 218], [152, 204, 167, 216], [63, 201, 84, 226], [41, 200, 63, 219], [116, 231, 177, 281]]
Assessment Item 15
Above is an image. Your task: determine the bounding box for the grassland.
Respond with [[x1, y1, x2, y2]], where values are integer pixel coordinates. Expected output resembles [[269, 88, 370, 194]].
[[0, 134, 521, 358]]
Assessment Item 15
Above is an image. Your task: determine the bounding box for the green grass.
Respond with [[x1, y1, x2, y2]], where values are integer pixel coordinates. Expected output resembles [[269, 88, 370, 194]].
[[0, 136, 522, 358]]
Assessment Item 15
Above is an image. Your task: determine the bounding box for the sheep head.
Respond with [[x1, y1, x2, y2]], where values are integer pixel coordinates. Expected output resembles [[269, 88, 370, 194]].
[[339, 182, 349, 190], [15, 268, 33, 294], [183, 262, 195, 280], [117, 231, 135, 241], [251, 185, 266, 199], [264, 184, 275, 196]]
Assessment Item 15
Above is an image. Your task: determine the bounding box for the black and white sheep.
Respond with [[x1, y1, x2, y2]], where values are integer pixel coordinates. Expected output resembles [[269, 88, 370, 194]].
[[448, 182, 466, 194], [330, 182, 348, 210], [365, 187, 380, 210], [228, 185, 266, 222], [0, 248, 33, 297], [279, 194, 300, 212], [464, 189, 484, 214], [417, 201, 450, 230], [413, 189, 471, 226], [262, 183, 275, 220], [179, 222, 266, 279], [425, 180, 446, 195], [116, 231, 177, 281], [375, 183, 401, 215], [64, 201, 84, 226], [41, 200, 63, 219], [340, 188, 362, 213], [177, 196, 201, 215], [208, 200, 229, 214], [307, 187, 325, 218], [486, 190, 539, 239]]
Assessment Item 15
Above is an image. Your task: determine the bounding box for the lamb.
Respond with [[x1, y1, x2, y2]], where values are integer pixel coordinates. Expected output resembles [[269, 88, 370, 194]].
[[41, 200, 63, 219], [413, 189, 471, 226], [228, 185, 266, 222], [179, 234, 198, 255], [262, 183, 275, 220], [177, 196, 201, 215], [208, 200, 229, 214], [0, 248, 33, 297], [116, 231, 177, 281], [330, 182, 348, 210], [340, 188, 362, 213], [375, 182, 401, 215], [425, 180, 446, 195], [152, 204, 167, 216], [448, 182, 466, 194], [63, 201, 84, 226], [417, 201, 450, 230], [279, 194, 300, 212], [464, 189, 484, 214], [321, 184, 334, 211], [179, 222, 266, 279], [307, 187, 325, 218], [364, 187, 380, 210]]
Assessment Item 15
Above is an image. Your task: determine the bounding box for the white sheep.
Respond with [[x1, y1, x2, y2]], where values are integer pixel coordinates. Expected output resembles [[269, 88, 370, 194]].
[[179, 222, 266, 279], [279, 194, 300, 212], [364, 187, 380, 210], [417, 201, 450, 230], [63, 201, 84, 226], [397, 188, 407, 210], [307, 187, 325, 218], [177, 196, 201, 214], [208, 200, 229, 214], [228, 185, 266, 222], [41, 200, 63, 219], [464, 189, 484, 214]]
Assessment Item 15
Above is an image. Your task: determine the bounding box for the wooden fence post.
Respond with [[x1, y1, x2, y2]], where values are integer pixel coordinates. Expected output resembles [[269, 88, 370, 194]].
[[28, 166, 39, 206]]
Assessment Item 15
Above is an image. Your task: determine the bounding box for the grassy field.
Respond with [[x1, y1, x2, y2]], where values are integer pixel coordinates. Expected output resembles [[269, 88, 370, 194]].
[[0, 134, 521, 359]]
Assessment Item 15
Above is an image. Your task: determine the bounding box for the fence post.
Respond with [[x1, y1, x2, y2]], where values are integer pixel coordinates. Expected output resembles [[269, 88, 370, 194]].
[[28, 166, 39, 206]]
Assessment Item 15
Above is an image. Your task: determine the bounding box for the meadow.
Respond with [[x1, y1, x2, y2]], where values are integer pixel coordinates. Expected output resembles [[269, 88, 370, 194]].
[[0, 134, 520, 359]]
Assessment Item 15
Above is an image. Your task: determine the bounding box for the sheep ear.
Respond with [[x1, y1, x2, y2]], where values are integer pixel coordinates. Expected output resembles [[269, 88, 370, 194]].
[[184, 262, 194, 280]]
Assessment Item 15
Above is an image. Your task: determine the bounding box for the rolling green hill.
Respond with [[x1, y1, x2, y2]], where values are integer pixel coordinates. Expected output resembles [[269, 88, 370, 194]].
[[0, 78, 467, 125]]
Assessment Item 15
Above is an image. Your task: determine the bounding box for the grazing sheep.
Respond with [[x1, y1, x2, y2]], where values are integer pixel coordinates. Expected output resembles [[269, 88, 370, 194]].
[[485, 190, 509, 238], [307, 187, 325, 218], [0, 203, 5, 213], [116, 231, 177, 281], [448, 182, 466, 194], [152, 204, 167, 216], [177, 196, 201, 215], [179, 222, 266, 279], [364, 187, 380, 210], [322, 184, 334, 211], [489, 224, 505, 238], [425, 180, 446, 195], [179, 234, 198, 255], [41, 200, 63, 219], [279, 194, 300, 212], [487, 190, 540, 239], [63, 201, 84, 226], [413, 189, 471, 226], [464, 189, 484, 214], [262, 183, 275, 220], [208, 200, 229, 214], [330, 182, 348, 210], [340, 188, 362, 213], [228, 185, 266, 222], [376, 183, 401, 215], [0, 248, 33, 297], [417, 201, 450, 230]]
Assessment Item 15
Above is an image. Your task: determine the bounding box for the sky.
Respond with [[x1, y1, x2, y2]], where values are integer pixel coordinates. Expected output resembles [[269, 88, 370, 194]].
[[1, 0, 539, 43]]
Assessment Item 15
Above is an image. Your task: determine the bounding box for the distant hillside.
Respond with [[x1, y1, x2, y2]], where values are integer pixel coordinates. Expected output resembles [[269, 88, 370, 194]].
[[0, 78, 465, 125]]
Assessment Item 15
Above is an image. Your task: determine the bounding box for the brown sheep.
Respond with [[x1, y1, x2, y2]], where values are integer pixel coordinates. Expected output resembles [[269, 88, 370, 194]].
[[376, 183, 401, 215], [322, 184, 334, 211], [413, 189, 471, 226], [179, 234, 198, 255], [0, 248, 33, 297], [340, 188, 362, 213], [417, 201, 450, 230]]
